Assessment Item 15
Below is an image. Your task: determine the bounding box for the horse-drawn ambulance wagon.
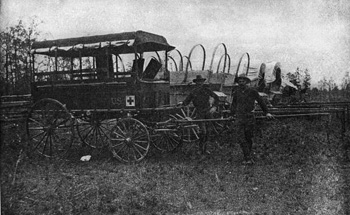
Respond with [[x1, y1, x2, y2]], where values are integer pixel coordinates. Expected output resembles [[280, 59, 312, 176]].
[[27, 30, 234, 162]]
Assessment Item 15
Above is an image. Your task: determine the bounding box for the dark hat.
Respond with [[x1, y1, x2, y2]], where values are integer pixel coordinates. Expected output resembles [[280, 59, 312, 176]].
[[193, 75, 206, 83], [235, 73, 251, 83]]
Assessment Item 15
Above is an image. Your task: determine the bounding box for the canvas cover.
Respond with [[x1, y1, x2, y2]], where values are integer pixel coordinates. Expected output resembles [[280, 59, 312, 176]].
[[263, 61, 281, 84]]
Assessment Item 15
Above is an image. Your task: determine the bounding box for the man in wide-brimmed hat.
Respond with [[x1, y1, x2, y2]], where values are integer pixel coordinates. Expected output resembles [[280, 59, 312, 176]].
[[178, 75, 219, 155], [231, 73, 274, 165]]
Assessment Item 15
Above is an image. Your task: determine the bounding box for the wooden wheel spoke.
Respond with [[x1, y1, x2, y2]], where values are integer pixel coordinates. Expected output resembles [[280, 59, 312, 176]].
[[191, 128, 199, 139], [168, 134, 179, 145], [133, 132, 148, 141], [97, 126, 109, 139], [114, 142, 127, 155], [28, 126, 45, 131], [30, 130, 46, 140], [32, 132, 48, 150], [28, 117, 44, 126], [190, 108, 196, 118], [181, 108, 187, 117], [110, 140, 125, 147], [129, 147, 136, 161], [120, 121, 128, 132], [132, 144, 144, 158], [49, 135, 53, 156], [163, 136, 173, 149], [81, 126, 95, 141], [115, 125, 126, 136], [40, 135, 49, 155], [100, 123, 113, 131], [176, 113, 185, 119], [111, 129, 126, 139], [169, 114, 177, 119], [78, 124, 93, 133], [134, 142, 147, 151]]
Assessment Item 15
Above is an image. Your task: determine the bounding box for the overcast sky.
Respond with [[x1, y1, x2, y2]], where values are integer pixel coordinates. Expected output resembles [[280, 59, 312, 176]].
[[1, 0, 349, 86]]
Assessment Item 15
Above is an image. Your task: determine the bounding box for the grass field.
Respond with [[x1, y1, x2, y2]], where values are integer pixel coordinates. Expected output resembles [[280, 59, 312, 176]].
[[1, 116, 349, 215]]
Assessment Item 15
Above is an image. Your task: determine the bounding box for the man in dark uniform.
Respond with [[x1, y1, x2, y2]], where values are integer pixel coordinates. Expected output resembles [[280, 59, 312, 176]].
[[178, 75, 220, 155], [231, 74, 274, 164]]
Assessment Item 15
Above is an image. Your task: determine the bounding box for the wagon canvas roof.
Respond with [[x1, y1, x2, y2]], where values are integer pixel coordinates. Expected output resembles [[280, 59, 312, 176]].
[[31, 30, 175, 57]]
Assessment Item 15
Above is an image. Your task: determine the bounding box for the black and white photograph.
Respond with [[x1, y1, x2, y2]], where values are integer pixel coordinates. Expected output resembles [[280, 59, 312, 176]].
[[1, 0, 349, 214]]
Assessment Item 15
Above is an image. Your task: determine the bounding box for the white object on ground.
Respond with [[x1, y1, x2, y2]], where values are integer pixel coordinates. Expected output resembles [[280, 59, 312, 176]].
[[80, 155, 91, 161]]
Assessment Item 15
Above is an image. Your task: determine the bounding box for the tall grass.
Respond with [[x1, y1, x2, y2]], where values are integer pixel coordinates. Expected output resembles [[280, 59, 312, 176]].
[[1, 116, 349, 214]]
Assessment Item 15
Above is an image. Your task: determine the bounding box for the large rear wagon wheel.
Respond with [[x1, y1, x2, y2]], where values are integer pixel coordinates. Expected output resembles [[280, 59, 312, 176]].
[[76, 115, 116, 149], [109, 118, 150, 163], [26, 98, 74, 158]]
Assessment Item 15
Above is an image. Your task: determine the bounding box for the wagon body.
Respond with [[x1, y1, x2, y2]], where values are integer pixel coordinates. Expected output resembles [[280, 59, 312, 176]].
[[30, 31, 175, 114]]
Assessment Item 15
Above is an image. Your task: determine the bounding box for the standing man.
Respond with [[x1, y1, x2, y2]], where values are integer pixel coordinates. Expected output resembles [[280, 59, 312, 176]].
[[178, 75, 220, 155], [231, 73, 274, 164]]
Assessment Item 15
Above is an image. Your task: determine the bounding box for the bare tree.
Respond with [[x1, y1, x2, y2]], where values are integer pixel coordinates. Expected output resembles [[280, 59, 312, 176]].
[[0, 18, 41, 95]]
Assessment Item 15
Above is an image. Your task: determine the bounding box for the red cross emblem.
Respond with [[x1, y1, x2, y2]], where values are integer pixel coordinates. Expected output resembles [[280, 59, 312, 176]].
[[125, 95, 135, 107]]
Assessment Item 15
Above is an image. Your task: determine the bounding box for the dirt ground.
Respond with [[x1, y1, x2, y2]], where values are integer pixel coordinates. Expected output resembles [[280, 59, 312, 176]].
[[1, 117, 349, 215]]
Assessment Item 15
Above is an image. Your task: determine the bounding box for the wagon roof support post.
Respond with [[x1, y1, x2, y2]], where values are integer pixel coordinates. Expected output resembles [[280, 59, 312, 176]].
[[54, 48, 58, 82], [115, 54, 118, 73], [106, 47, 110, 79], [79, 50, 82, 80], [31, 54, 35, 83], [134, 48, 140, 80], [70, 57, 73, 80], [164, 50, 168, 73]]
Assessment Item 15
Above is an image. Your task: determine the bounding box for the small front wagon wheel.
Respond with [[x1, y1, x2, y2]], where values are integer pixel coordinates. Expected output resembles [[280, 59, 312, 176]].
[[109, 118, 150, 163], [151, 125, 182, 152], [26, 98, 74, 158]]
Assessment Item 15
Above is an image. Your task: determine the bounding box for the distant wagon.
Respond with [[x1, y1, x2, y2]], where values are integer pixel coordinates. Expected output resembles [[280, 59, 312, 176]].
[[244, 61, 298, 106]]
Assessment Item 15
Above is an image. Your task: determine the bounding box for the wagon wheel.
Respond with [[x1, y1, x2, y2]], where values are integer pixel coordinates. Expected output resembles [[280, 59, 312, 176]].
[[109, 118, 150, 163], [150, 123, 182, 152], [208, 119, 234, 149], [76, 115, 116, 149], [169, 106, 200, 143], [26, 98, 74, 157]]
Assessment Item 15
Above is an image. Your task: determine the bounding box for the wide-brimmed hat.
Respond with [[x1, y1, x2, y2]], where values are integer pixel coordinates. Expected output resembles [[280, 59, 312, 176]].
[[193, 75, 206, 83], [235, 73, 251, 83]]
